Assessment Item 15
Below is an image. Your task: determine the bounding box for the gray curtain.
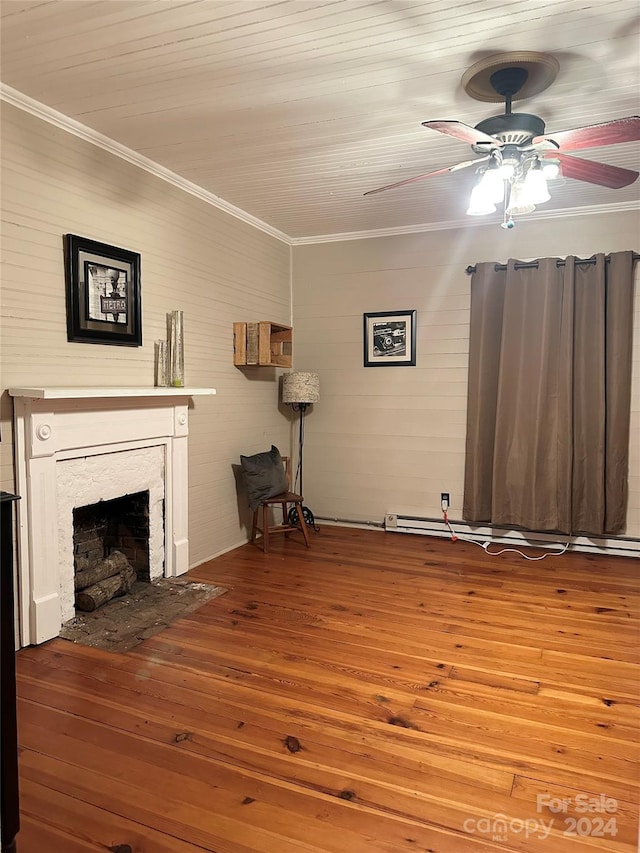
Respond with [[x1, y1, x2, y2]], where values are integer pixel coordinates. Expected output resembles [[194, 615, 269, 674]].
[[463, 251, 635, 535]]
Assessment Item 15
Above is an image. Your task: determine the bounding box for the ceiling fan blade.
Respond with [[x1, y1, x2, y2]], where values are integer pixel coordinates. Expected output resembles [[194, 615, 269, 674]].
[[364, 158, 487, 197], [547, 152, 639, 188], [422, 120, 500, 147], [533, 116, 640, 151]]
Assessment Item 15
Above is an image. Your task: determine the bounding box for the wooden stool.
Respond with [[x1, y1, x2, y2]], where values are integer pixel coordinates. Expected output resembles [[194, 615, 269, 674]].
[[251, 492, 311, 553], [250, 457, 311, 553]]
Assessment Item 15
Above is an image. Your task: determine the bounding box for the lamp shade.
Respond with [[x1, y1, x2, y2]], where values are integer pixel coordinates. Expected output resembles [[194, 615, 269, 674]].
[[282, 372, 320, 404]]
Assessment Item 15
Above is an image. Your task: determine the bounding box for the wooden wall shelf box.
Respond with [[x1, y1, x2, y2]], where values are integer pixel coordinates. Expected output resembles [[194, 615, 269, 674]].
[[234, 322, 292, 367]]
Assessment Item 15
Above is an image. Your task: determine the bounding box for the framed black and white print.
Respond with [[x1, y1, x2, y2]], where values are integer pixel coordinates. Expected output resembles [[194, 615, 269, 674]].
[[64, 234, 142, 346], [363, 309, 416, 367]]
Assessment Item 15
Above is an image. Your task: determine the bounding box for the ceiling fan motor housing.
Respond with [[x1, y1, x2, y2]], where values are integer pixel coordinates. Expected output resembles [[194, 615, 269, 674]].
[[489, 66, 529, 98], [473, 113, 546, 149]]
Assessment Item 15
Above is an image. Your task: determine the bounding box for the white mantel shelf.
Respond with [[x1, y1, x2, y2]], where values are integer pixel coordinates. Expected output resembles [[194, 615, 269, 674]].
[[9, 387, 216, 399]]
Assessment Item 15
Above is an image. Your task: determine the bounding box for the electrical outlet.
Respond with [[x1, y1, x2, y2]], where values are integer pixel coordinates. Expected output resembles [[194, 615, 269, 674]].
[[440, 493, 450, 510], [385, 513, 398, 528]]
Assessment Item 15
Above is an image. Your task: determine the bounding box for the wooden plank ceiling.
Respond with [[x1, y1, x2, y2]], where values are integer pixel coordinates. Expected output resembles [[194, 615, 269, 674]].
[[1, 0, 639, 238]]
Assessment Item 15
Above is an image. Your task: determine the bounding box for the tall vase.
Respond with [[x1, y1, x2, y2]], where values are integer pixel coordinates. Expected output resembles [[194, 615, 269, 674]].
[[167, 310, 185, 387]]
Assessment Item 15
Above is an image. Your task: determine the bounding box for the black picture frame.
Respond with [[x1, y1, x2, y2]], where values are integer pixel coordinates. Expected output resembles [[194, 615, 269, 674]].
[[363, 309, 416, 367], [64, 234, 142, 346]]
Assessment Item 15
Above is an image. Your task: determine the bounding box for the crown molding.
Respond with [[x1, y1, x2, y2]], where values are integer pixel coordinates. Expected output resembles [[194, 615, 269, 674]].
[[2, 84, 637, 248], [0, 83, 292, 246], [290, 200, 640, 244]]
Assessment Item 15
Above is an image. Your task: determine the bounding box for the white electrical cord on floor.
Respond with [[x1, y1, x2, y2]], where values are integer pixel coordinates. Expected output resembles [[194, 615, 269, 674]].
[[442, 510, 571, 560]]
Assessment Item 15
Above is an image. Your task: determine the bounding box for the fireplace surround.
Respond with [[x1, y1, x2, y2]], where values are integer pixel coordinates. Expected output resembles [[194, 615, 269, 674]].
[[10, 386, 215, 646], [58, 449, 162, 620]]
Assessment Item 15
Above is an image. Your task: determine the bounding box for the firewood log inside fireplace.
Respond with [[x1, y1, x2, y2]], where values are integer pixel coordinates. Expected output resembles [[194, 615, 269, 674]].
[[75, 551, 137, 612]]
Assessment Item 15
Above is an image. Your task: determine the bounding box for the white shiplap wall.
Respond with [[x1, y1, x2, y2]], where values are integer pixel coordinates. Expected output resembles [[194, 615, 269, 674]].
[[292, 211, 640, 537], [0, 102, 292, 565]]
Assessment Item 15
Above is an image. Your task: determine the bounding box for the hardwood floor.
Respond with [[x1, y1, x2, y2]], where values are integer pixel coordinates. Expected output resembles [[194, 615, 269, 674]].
[[15, 526, 639, 852]]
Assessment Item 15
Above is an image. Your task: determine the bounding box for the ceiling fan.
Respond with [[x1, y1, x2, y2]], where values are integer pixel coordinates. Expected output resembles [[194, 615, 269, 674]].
[[364, 52, 640, 228]]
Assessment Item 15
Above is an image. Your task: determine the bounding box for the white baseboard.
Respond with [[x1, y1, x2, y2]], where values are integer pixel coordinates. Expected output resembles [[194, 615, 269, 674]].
[[386, 514, 640, 558]]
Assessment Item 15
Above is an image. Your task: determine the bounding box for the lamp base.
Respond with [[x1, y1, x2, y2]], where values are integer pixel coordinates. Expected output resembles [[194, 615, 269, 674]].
[[288, 505, 319, 531]]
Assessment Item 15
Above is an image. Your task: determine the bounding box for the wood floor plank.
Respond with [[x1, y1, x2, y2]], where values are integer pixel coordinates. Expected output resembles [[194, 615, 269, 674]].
[[414, 674, 640, 742], [17, 815, 108, 853], [17, 651, 516, 799], [511, 776, 637, 839], [19, 748, 328, 853], [20, 777, 215, 853], [14, 527, 640, 853], [174, 598, 638, 699], [16, 695, 546, 849], [18, 721, 502, 853]]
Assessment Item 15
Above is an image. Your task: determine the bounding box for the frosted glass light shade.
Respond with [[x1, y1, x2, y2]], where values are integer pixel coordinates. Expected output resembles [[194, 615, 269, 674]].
[[542, 159, 560, 180], [523, 166, 550, 204], [478, 168, 504, 204], [506, 181, 536, 216], [282, 372, 320, 404], [498, 160, 517, 179], [466, 183, 496, 216]]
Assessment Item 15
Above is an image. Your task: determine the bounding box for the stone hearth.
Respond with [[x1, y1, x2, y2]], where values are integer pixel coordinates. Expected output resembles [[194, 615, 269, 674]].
[[60, 576, 226, 653]]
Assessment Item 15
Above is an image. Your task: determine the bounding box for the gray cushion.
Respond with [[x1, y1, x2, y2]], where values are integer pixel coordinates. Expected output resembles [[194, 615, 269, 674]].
[[240, 445, 288, 510]]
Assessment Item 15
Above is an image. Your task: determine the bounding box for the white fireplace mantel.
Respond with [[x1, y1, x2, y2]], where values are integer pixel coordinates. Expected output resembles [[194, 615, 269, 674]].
[[10, 386, 215, 646], [9, 386, 216, 399]]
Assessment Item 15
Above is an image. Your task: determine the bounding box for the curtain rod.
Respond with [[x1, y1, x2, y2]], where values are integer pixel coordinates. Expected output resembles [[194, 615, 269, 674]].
[[465, 252, 640, 275]]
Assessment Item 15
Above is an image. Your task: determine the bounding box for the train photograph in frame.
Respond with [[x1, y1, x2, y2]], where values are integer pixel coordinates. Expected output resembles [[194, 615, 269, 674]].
[[363, 309, 416, 367]]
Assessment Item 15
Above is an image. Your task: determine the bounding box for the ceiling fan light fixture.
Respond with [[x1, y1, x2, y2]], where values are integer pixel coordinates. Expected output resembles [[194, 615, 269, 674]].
[[365, 53, 639, 230], [477, 166, 505, 203], [523, 161, 551, 204], [498, 158, 518, 179], [542, 159, 561, 180], [466, 181, 497, 216], [506, 180, 536, 216]]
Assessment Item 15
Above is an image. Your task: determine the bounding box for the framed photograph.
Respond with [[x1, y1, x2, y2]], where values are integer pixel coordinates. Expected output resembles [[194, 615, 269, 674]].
[[64, 234, 142, 346], [363, 309, 416, 367]]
